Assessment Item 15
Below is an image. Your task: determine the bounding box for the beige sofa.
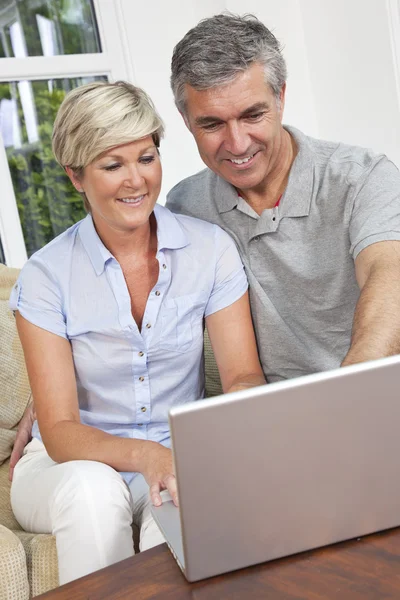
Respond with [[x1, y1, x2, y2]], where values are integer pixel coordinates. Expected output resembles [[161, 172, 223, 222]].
[[0, 263, 222, 599]]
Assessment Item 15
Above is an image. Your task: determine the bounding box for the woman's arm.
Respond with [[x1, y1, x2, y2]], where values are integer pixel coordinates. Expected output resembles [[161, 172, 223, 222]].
[[205, 291, 266, 393], [15, 313, 178, 506]]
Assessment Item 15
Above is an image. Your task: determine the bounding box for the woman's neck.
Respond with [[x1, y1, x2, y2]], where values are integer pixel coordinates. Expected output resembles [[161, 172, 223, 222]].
[[92, 213, 157, 264]]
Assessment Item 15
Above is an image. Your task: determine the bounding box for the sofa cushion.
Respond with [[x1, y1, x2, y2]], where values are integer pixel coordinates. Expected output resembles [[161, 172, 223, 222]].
[[0, 265, 31, 466], [16, 531, 59, 597], [204, 328, 223, 398], [0, 524, 30, 600], [0, 459, 22, 531]]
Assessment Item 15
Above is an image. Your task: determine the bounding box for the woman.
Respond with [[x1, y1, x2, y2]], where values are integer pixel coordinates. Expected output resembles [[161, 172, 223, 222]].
[[9, 81, 265, 585]]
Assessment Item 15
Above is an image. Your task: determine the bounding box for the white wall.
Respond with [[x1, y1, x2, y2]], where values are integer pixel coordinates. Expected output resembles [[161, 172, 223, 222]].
[[119, 0, 400, 201], [299, 0, 400, 166]]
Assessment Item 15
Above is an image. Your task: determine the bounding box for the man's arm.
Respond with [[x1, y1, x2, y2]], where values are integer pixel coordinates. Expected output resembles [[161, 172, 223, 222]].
[[341, 240, 400, 367]]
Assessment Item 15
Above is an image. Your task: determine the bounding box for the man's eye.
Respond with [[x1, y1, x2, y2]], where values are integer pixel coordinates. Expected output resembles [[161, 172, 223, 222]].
[[202, 123, 222, 131], [247, 112, 264, 121], [104, 164, 120, 171]]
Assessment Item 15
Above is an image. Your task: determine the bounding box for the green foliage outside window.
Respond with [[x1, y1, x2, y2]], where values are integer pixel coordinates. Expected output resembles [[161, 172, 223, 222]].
[[3, 83, 86, 257]]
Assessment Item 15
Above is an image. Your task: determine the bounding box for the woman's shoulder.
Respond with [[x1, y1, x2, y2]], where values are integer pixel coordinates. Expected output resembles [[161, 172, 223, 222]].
[[28, 219, 84, 263], [20, 218, 85, 281]]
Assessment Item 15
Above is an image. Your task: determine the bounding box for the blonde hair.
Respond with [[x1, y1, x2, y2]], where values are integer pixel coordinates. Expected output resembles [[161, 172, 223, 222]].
[[52, 81, 164, 211]]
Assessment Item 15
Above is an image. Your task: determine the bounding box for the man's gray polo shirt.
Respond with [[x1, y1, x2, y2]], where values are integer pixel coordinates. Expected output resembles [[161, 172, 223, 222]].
[[166, 126, 400, 382]]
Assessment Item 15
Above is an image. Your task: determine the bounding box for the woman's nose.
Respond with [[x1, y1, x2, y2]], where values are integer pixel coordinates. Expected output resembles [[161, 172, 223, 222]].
[[124, 166, 144, 189]]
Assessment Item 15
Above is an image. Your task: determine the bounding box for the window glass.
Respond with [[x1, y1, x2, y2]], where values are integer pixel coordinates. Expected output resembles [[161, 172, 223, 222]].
[[0, 76, 106, 257], [0, 0, 100, 57]]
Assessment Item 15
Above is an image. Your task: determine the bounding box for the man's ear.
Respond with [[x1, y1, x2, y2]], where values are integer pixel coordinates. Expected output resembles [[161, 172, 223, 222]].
[[65, 166, 84, 192]]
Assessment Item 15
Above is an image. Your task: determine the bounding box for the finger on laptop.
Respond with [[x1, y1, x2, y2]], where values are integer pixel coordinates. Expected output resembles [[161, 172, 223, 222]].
[[150, 483, 163, 507], [164, 474, 179, 507]]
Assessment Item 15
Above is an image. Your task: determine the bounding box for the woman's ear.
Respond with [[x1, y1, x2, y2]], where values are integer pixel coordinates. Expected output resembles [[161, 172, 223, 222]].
[[65, 166, 84, 192]]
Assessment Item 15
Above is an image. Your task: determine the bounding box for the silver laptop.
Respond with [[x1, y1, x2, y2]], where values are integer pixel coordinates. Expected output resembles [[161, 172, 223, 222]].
[[151, 354, 400, 582]]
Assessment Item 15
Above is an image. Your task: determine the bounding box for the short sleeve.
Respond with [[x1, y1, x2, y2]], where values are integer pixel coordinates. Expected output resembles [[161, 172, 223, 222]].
[[349, 157, 400, 259], [205, 226, 248, 317], [9, 257, 67, 339]]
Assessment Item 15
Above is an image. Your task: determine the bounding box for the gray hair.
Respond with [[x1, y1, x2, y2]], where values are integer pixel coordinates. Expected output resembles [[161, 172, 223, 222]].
[[171, 13, 287, 114], [52, 81, 164, 212]]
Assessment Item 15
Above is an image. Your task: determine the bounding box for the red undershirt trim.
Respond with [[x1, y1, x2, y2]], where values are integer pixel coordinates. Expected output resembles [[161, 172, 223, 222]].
[[238, 194, 282, 207]]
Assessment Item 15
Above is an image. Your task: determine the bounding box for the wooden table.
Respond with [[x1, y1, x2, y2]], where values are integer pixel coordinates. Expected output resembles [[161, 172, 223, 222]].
[[37, 528, 400, 599]]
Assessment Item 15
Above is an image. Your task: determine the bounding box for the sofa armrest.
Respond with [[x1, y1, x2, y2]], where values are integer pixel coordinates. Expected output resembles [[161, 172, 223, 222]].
[[0, 524, 30, 600]]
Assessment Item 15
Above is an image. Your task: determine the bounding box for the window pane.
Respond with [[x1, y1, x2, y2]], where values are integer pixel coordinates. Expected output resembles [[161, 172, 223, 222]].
[[0, 32, 6, 57], [0, 76, 106, 257], [0, 0, 100, 57]]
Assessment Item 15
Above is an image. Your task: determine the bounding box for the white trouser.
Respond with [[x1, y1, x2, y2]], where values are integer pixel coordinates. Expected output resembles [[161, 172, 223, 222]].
[[11, 438, 166, 585]]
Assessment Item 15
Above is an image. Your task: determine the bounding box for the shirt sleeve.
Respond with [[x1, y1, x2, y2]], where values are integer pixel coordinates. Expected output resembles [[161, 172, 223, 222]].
[[9, 257, 67, 339], [349, 156, 400, 259], [205, 225, 248, 317]]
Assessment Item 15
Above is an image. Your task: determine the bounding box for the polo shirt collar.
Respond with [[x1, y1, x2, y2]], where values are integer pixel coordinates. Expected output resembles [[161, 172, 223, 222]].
[[79, 203, 189, 276], [280, 125, 314, 218], [212, 124, 314, 218], [215, 175, 239, 214]]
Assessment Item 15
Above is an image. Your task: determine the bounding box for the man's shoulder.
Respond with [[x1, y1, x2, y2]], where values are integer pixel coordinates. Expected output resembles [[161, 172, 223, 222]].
[[166, 168, 219, 219], [168, 167, 212, 195], [293, 125, 394, 181]]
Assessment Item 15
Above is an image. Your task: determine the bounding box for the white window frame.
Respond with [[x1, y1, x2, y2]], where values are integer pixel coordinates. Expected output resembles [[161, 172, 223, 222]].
[[387, 0, 400, 116], [0, 0, 135, 267]]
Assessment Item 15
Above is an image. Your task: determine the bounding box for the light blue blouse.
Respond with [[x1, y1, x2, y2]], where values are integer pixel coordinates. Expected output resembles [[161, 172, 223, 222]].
[[9, 204, 248, 482]]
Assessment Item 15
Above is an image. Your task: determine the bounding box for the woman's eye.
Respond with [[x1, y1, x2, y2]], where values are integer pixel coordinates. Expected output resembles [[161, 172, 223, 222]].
[[140, 155, 155, 164], [104, 164, 120, 171]]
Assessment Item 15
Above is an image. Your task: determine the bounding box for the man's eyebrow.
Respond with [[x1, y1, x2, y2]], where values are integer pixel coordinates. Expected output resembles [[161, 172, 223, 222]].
[[195, 102, 270, 127]]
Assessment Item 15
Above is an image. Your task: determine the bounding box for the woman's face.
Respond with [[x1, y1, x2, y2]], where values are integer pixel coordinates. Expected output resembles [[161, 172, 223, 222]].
[[68, 136, 162, 236]]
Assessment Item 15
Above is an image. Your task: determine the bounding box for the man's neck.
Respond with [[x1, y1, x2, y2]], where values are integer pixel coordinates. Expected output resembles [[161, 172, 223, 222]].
[[237, 130, 297, 215]]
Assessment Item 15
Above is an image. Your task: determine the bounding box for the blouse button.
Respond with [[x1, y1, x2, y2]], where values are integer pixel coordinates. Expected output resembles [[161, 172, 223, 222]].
[[145, 323, 151, 329], [138, 351, 144, 357], [141, 406, 147, 412], [162, 264, 167, 269], [155, 291, 160, 296], [139, 376, 145, 382]]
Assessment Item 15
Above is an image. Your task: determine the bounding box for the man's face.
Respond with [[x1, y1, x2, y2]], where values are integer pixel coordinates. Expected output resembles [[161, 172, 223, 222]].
[[183, 63, 286, 192]]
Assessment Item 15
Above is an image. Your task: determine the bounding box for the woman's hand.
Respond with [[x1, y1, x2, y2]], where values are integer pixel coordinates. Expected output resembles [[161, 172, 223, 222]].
[[9, 401, 36, 481], [141, 443, 178, 507]]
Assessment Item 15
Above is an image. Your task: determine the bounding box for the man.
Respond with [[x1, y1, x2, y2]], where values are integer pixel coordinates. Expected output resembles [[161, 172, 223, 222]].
[[9, 12, 400, 477], [166, 12, 400, 383]]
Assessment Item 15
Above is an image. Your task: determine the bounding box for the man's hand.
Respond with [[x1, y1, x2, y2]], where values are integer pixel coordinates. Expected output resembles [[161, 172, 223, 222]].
[[9, 401, 36, 481], [141, 443, 178, 507]]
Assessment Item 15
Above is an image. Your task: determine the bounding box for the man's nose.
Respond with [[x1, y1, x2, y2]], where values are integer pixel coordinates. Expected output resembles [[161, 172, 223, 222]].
[[224, 122, 251, 156]]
